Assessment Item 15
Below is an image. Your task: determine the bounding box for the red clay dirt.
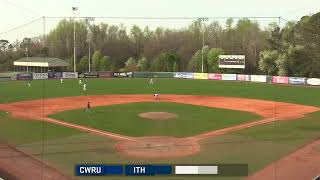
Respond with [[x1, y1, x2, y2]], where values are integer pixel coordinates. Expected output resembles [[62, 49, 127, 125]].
[[0, 94, 319, 179], [138, 112, 178, 120]]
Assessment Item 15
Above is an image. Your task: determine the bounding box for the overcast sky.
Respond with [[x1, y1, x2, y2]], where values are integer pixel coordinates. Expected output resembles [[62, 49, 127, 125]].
[[0, 0, 319, 41]]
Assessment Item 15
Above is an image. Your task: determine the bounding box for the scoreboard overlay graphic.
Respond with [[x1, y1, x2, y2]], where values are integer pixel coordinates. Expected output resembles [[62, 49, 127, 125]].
[[75, 164, 248, 176]]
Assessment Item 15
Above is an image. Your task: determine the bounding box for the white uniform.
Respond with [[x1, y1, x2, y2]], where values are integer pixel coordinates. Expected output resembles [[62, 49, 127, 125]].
[[28, 82, 31, 87], [83, 83, 87, 91], [150, 78, 154, 85], [60, 78, 63, 84], [154, 94, 159, 100], [79, 79, 82, 85]]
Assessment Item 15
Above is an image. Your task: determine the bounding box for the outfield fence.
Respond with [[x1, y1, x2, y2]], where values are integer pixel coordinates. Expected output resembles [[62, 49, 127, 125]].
[[3, 71, 320, 87]]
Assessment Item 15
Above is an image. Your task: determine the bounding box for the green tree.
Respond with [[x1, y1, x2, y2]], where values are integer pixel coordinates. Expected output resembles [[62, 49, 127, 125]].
[[207, 48, 224, 73], [152, 53, 166, 71], [137, 57, 148, 71], [92, 51, 103, 71], [0, 39, 9, 51], [124, 57, 138, 71], [267, 22, 281, 51], [276, 53, 288, 76], [188, 19, 202, 50], [99, 56, 112, 71], [187, 46, 209, 72], [78, 56, 88, 72], [280, 45, 310, 77], [173, 62, 178, 72], [258, 50, 278, 75], [152, 53, 179, 72], [131, 25, 144, 57]]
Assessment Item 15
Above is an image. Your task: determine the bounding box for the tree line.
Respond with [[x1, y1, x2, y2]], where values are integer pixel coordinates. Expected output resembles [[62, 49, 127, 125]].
[[0, 12, 319, 77]]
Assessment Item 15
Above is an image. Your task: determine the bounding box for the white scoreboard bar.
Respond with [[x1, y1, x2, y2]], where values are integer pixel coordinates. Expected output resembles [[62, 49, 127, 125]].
[[175, 166, 218, 175]]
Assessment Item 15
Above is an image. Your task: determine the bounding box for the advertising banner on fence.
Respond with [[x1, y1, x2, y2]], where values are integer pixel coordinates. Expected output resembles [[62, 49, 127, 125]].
[[174, 72, 186, 78], [193, 73, 208, 80], [251, 75, 267, 83], [266, 76, 272, 83], [237, 74, 250, 81], [184, 73, 194, 79], [11, 74, 17, 80], [288, 77, 306, 85], [54, 72, 63, 78], [222, 74, 237, 81], [0, 76, 11, 81], [32, 73, 48, 80], [83, 72, 98, 78], [307, 78, 320, 86], [208, 73, 222, 80], [272, 76, 289, 84], [174, 72, 194, 79], [174, 72, 183, 78], [98, 71, 113, 78], [113, 72, 133, 78], [48, 72, 54, 78], [17, 73, 32, 80], [62, 72, 78, 79], [48, 72, 63, 79]]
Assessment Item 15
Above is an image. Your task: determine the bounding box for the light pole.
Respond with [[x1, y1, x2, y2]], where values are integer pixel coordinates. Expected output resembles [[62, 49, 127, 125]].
[[72, 7, 78, 72], [22, 38, 31, 73], [199, 17, 208, 73], [86, 17, 95, 72], [26, 47, 29, 73], [88, 31, 91, 73]]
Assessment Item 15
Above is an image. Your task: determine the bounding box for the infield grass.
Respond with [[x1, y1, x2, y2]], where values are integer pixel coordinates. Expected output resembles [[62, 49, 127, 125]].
[[49, 102, 261, 137]]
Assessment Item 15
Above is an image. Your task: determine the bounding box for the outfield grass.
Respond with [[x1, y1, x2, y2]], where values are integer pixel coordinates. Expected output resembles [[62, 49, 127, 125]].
[[49, 102, 261, 137], [0, 78, 320, 106]]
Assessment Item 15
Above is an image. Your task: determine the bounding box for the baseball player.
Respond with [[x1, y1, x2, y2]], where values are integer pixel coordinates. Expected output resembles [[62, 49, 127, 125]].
[[150, 78, 154, 85], [154, 93, 159, 100], [79, 79, 83, 85], [27, 81, 31, 87], [83, 83, 87, 91], [85, 101, 91, 112], [60, 78, 63, 84]]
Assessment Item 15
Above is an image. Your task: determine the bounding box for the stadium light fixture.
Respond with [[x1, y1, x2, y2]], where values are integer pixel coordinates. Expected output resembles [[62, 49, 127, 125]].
[[72, 6, 78, 72], [199, 17, 209, 73], [86, 17, 95, 73]]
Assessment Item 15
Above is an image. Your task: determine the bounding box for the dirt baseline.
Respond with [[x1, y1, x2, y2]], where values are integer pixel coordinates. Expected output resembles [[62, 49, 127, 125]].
[[0, 94, 319, 179]]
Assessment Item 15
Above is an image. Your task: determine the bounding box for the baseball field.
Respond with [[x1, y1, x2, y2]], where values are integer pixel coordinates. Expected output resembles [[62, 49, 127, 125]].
[[0, 78, 320, 180]]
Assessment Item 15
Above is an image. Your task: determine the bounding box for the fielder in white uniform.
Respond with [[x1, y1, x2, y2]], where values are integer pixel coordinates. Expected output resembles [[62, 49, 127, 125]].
[[154, 93, 159, 100], [60, 78, 63, 84], [150, 78, 154, 85], [79, 79, 82, 85], [83, 83, 87, 91], [27, 81, 31, 87]]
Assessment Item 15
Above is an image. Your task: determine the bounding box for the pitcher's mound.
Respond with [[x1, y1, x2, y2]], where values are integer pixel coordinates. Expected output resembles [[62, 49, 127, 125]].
[[139, 112, 177, 120]]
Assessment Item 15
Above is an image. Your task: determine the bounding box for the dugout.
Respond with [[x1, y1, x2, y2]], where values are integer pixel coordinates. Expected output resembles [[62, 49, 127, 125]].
[[13, 57, 69, 73]]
